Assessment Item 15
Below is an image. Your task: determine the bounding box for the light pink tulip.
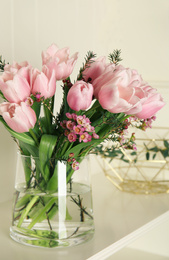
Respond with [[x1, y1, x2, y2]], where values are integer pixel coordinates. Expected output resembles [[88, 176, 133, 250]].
[[0, 61, 31, 103], [82, 56, 108, 83], [31, 66, 56, 99], [0, 73, 31, 103], [135, 85, 165, 119], [98, 81, 144, 114], [3, 61, 31, 84], [42, 43, 78, 80], [67, 80, 93, 111], [4, 61, 30, 71], [0, 102, 36, 133], [93, 65, 165, 118], [93, 65, 143, 98]]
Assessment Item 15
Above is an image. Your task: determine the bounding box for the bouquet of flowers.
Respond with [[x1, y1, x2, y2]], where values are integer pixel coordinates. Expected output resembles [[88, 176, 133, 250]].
[[0, 44, 165, 247]]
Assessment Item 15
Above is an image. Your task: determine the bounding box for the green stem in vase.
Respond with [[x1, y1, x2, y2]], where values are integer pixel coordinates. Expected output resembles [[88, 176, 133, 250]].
[[12, 191, 20, 225], [70, 195, 93, 221], [27, 197, 57, 229], [43, 101, 52, 133], [29, 129, 39, 147], [17, 195, 39, 228]]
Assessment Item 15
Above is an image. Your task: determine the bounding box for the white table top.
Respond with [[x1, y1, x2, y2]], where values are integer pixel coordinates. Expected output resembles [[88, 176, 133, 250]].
[[1, 172, 169, 260]]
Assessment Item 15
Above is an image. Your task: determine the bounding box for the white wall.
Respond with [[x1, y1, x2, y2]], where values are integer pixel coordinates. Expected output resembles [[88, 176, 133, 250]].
[[0, 0, 169, 203], [1, 0, 169, 80]]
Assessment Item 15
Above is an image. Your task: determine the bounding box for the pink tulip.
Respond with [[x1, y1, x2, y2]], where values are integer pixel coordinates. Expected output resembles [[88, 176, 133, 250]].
[[4, 61, 31, 83], [67, 80, 93, 111], [93, 65, 165, 118], [0, 102, 36, 133], [94, 66, 142, 113], [0, 61, 31, 103], [31, 66, 56, 99], [0, 72, 31, 103], [135, 85, 165, 119], [4, 61, 31, 77], [4, 61, 30, 71], [93, 65, 142, 98], [82, 56, 107, 83], [98, 81, 143, 114], [42, 43, 78, 80]]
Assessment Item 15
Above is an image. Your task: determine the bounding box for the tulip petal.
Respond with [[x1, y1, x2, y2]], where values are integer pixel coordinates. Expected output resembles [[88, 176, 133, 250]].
[[2, 102, 36, 133], [32, 72, 48, 98], [67, 81, 93, 111], [0, 102, 10, 114], [135, 100, 165, 119], [42, 44, 78, 80], [12, 74, 31, 100], [20, 102, 36, 127], [0, 74, 31, 103], [55, 47, 69, 62], [48, 70, 56, 97], [83, 56, 107, 82], [54, 63, 65, 80], [98, 83, 119, 110], [108, 98, 133, 113], [118, 86, 134, 101]]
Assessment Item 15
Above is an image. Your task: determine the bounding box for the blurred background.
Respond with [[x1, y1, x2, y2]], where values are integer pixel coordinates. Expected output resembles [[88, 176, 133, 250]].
[[0, 0, 168, 206]]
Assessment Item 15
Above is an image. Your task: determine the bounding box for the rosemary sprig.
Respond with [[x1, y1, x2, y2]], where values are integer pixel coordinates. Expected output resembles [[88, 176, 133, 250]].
[[108, 49, 122, 65], [77, 51, 96, 80], [0, 55, 6, 72]]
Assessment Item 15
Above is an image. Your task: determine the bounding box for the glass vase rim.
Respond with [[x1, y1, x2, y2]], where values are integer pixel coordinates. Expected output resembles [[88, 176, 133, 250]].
[[17, 151, 90, 161]]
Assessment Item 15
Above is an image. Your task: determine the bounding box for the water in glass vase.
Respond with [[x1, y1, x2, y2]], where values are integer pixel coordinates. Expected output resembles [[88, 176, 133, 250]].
[[10, 182, 94, 248]]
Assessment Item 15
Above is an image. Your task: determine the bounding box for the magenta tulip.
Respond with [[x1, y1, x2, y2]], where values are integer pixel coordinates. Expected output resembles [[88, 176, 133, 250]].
[[67, 80, 93, 111], [42, 43, 78, 80], [0, 102, 36, 133]]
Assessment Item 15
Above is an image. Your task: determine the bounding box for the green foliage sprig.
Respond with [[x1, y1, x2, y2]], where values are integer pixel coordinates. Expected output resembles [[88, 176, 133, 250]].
[[108, 49, 122, 65], [0, 55, 6, 72], [145, 140, 169, 160], [95, 139, 169, 165], [77, 51, 96, 80]]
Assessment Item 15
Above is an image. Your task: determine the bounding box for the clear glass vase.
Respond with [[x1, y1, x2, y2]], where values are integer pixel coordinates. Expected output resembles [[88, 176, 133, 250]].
[[10, 153, 94, 248]]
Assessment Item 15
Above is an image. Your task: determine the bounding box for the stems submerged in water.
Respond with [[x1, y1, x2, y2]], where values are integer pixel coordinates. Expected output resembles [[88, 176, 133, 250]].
[[70, 195, 93, 221]]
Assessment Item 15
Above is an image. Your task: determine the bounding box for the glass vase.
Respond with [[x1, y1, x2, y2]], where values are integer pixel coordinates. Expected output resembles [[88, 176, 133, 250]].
[[10, 153, 94, 248]]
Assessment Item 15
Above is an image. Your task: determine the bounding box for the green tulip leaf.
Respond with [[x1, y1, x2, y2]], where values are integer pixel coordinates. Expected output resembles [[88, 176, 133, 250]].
[[64, 138, 102, 158], [0, 117, 36, 146], [46, 165, 58, 192], [39, 134, 58, 182]]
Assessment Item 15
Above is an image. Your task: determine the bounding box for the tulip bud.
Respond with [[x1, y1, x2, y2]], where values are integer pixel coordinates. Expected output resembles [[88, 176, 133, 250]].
[[67, 80, 93, 111], [0, 102, 36, 133]]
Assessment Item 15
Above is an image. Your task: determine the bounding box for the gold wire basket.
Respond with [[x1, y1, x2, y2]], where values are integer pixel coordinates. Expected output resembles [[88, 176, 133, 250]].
[[98, 127, 169, 195]]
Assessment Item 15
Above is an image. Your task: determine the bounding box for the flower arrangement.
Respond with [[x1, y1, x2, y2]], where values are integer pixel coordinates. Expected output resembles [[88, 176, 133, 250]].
[[0, 44, 165, 247], [0, 46, 165, 164]]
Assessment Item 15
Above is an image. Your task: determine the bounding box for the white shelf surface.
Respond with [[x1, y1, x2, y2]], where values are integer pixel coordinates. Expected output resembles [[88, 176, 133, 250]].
[[1, 172, 169, 260], [107, 248, 169, 260]]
